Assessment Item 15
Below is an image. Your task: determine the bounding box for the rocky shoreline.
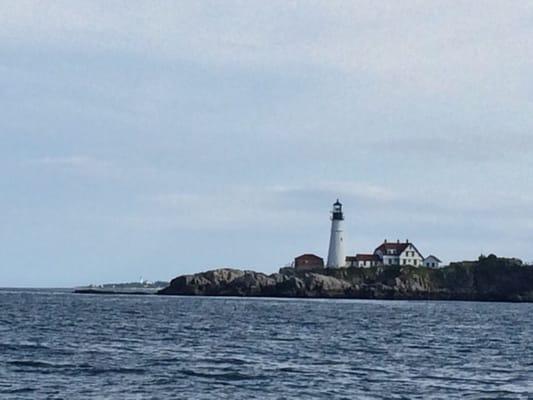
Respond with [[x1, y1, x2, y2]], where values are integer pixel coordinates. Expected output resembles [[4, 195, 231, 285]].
[[157, 255, 533, 302]]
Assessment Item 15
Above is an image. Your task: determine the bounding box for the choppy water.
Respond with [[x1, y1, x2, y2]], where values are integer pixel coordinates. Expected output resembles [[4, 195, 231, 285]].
[[1, 289, 532, 399]]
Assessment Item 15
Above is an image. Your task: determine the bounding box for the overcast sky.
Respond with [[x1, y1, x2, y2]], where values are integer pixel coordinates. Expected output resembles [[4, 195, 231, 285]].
[[2, 1, 533, 287]]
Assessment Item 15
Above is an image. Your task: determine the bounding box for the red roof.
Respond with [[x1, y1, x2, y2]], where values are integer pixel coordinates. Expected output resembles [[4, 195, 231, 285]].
[[355, 254, 381, 262], [374, 242, 409, 255], [374, 241, 424, 259], [346, 254, 380, 262], [295, 254, 323, 262]]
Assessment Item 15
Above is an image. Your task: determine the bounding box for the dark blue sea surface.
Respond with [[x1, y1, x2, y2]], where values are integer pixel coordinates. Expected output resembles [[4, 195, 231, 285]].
[[1, 289, 532, 399]]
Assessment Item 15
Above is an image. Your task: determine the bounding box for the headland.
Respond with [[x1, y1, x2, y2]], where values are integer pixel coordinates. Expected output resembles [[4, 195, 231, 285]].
[[158, 255, 533, 302]]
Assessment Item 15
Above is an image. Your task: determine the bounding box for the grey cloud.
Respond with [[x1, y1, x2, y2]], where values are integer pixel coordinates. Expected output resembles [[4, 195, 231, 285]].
[[375, 133, 533, 163], [2, 1, 533, 285], [27, 156, 122, 179]]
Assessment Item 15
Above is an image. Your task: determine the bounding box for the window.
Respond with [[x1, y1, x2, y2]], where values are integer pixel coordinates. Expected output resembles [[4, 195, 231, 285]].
[[403, 259, 406, 265], [414, 260, 418, 266], [389, 259, 392, 265]]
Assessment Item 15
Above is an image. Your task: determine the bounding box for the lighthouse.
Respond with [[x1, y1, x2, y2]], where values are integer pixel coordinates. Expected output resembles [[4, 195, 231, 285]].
[[326, 199, 346, 268]]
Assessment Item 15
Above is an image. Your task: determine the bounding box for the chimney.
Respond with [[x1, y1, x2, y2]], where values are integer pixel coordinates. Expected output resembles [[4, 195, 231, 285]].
[[406, 239, 409, 243], [384, 239, 387, 243], [397, 239, 400, 244]]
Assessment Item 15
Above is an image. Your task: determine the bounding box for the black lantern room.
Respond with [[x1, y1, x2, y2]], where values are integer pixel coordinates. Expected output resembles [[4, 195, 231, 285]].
[[332, 199, 344, 220]]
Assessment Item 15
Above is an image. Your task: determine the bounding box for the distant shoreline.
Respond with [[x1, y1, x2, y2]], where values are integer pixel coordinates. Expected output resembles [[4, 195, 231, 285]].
[[73, 288, 157, 295]]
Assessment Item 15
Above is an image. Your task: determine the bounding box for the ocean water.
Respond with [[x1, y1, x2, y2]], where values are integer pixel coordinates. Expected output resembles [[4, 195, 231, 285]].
[[1, 290, 532, 399]]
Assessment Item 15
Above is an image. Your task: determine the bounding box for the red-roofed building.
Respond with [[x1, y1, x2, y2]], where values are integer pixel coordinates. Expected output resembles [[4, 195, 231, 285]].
[[346, 239, 431, 268], [346, 254, 381, 268], [374, 239, 424, 266], [294, 254, 324, 271]]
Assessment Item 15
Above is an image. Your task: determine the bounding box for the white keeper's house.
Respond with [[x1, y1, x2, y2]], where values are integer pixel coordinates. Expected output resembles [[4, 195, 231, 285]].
[[345, 239, 441, 268]]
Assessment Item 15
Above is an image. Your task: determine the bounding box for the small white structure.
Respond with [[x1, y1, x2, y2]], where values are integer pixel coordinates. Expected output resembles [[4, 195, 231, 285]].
[[326, 199, 346, 268], [424, 255, 442, 268]]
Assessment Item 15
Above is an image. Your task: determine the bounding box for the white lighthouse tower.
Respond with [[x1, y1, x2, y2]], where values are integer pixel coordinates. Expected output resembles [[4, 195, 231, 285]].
[[326, 199, 346, 268]]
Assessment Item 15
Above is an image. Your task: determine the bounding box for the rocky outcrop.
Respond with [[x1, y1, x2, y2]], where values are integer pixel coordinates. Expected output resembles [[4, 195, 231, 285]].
[[158, 255, 533, 302], [157, 268, 352, 298]]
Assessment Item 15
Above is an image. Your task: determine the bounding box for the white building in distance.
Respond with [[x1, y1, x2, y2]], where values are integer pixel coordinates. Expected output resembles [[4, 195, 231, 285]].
[[423, 255, 442, 268]]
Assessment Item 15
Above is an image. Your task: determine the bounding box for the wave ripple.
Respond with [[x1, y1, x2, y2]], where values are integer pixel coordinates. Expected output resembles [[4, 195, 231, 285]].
[[1, 290, 532, 399]]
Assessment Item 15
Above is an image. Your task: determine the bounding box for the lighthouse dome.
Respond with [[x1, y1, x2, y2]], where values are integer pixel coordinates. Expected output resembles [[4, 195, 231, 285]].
[[331, 199, 344, 220]]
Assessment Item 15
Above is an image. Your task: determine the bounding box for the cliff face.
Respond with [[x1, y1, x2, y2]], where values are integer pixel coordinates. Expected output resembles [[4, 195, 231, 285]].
[[157, 268, 351, 298], [158, 255, 533, 302]]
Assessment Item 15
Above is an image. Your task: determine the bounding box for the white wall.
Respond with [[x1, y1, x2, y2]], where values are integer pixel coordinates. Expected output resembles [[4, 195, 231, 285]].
[[382, 255, 400, 265], [327, 219, 346, 268], [423, 256, 442, 268], [399, 244, 424, 267]]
